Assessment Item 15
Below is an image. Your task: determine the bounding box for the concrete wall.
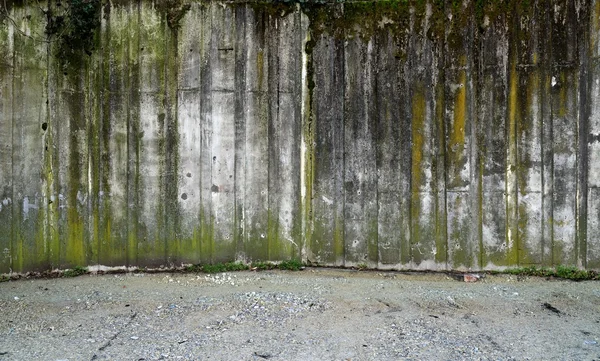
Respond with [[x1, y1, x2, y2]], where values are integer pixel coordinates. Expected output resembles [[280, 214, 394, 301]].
[[1, 0, 600, 273]]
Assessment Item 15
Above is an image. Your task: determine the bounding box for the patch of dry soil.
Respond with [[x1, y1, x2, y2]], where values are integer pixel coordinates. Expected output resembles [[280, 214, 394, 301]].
[[1, 269, 599, 360]]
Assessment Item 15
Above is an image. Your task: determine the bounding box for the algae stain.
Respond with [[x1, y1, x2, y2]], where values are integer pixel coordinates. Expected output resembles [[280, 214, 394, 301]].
[[267, 210, 280, 261], [411, 84, 426, 264], [411, 84, 426, 194], [450, 70, 467, 168], [257, 50, 264, 90], [558, 72, 567, 118], [434, 81, 447, 265], [199, 208, 213, 263], [43, 117, 59, 267], [508, 64, 518, 152], [67, 205, 85, 266], [128, 227, 137, 267], [92, 209, 99, 264], [368, 217, 379, 265], [507, 60, 519, 266], [333, 215, 344, 265], [302, 28, 316, 265], [103, 216, 111, 262], [15, 231, 23, 273], [594, 2, 600, 54]]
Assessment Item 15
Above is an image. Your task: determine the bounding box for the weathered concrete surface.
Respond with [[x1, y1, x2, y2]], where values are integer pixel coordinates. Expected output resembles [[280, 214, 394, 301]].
[[1, 270, 600, 360], [1, 0, 600, 272]]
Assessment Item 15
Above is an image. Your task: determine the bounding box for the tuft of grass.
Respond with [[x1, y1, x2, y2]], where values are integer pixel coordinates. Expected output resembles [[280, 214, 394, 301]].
[[63, 266, 88, 278], [503, 265, 599, 281], [184, 264, 203, 273], [356, 263, 368, 271], [0, 275, 9, 282], [504, 266, 551, 277], [251, 261, 277, 271], [277, 259, 304, 271], [201, 262, 249, 274], [555, 265, 595, 281], [185, 260, 305, 274]]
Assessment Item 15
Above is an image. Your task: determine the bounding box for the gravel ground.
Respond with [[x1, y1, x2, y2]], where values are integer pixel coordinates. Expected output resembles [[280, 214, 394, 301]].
[[0, 268, 599, 361]]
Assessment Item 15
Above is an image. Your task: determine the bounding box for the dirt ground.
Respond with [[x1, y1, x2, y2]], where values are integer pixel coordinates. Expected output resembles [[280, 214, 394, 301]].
[[0, 268, 599, 361]]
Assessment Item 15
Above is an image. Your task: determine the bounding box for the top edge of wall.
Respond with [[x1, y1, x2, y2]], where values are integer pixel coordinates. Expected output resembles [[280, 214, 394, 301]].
[[1, 0, 560, 7]]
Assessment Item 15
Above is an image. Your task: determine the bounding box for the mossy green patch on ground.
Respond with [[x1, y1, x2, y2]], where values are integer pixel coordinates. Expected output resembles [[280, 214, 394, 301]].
[[251, 260, 304, 271], [356, 263, 368, 270], [200, 262, 249, 273], [185, 259, 305, 273], [501, 265, 599, 281], [276, 259, 304, 271], [63, 266, 88, 277]]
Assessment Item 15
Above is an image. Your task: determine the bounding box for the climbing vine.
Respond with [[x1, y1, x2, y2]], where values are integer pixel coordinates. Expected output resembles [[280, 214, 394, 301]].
[[45, 0, 101, 67], [156, 0, 191, 30]]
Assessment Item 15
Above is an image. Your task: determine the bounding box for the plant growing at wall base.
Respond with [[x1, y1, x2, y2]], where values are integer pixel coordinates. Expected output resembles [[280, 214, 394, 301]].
[[503, 265, 599, 281], [277, 259, 304, 271], [202, 262, 248, 273], [185, 260, 305, 273], [63, 266, 88, 277]]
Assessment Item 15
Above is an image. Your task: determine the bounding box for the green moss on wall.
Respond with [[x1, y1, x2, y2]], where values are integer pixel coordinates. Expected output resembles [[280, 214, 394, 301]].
[[333, 215, 344, 265], [410, 84, 425, 265], [1, 0, 596, 273], [506, 59, 519, 266]]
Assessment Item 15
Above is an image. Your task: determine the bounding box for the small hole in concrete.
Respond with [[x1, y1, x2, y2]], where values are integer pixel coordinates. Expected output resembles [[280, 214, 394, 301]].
[[181, 193, 188, 200], [186, 172, 192, 178], [213, 156, 217, 162], [41, 122, 48, 131]]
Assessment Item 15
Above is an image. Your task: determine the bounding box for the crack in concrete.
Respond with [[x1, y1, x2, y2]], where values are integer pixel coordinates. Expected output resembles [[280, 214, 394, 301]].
[[91, 312, 137, 360]]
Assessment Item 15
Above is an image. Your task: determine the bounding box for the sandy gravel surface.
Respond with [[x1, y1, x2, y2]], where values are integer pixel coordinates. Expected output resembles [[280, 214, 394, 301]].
[[0, 268, 599, 361]]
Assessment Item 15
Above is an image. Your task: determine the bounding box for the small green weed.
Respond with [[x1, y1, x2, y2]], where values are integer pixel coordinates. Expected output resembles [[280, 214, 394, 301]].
[[0, 275, 9, 282], [504, 266, 551, 277], [63, 266, 88, 278], [504, 265, 599, 281], [356, 263, 368, 271], [202, 262, 249, 274], [185, 260, 305, 274], [251, 261, 277, 271], [277, 259, 304, 271], [555, 265, 595, 281], [184, 264, 203, 273]]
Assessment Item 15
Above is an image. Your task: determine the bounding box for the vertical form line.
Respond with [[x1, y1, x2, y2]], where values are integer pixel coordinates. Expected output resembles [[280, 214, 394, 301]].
[[576, 2, 590, 268], [10, 10, 16, 273], [341, 2, 347, 266], [125, 3, 131, 268]]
